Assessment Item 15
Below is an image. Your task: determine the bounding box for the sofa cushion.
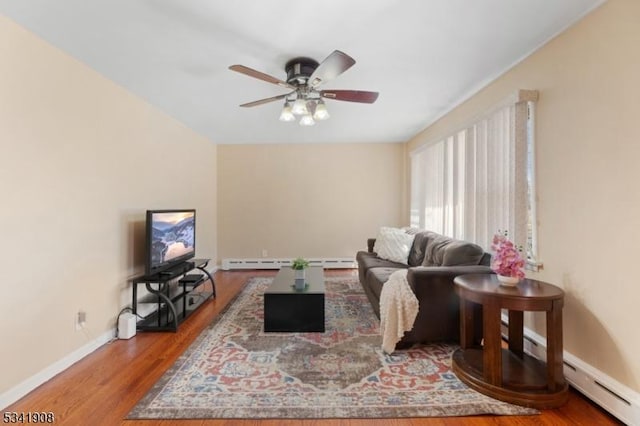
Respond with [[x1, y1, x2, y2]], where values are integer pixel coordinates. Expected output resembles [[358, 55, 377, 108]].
[[373, 227, 415, 264], [443, 240, 485, 266], [422, 235, 484, 266], [422, 235, 449, 266], [366, 267, 401, 303], [407, 231, 437, 267]]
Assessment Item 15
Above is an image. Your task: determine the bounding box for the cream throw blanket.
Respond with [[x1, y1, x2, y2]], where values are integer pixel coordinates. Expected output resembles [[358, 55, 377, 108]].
[[379, 269, 419, 354]]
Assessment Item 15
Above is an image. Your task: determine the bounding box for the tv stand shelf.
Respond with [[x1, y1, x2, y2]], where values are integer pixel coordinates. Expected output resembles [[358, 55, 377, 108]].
[[131, 258, 215, 332]]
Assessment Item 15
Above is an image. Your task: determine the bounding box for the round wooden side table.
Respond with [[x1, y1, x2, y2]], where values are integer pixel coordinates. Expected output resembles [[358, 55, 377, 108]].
[[452, 274, 568, 409]]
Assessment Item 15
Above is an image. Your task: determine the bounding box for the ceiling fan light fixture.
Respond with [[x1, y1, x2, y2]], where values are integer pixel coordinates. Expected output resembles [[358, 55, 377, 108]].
[[299, 114, 315, 126], [292, 97, 309, 115], [229, 50, 378, 127], [279, 102, 295, 122], [313, 100, 330, 121]]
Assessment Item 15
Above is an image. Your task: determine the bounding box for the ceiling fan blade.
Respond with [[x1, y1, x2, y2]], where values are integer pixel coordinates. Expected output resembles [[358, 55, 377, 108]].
[[308, 50, 356, 88], [229, 65, 296, 89], [320, 90, 379, 104], [239, 92, 292, 108]]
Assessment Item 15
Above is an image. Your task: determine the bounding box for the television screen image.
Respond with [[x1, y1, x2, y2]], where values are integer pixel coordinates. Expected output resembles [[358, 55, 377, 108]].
[[146, 209, 196, 275]]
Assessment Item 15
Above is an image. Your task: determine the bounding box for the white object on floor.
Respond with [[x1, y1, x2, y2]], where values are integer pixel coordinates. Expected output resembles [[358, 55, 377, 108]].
[[118, 313, 137, 339]]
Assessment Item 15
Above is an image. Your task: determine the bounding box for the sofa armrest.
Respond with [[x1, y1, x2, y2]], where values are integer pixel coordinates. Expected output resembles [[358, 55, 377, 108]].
[[367, 238, 376, 253]]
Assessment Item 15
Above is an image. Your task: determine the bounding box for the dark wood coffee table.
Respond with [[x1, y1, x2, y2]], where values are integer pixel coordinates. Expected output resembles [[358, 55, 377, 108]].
[[263, 266, 325, 332], [452, 274, 568, 409]]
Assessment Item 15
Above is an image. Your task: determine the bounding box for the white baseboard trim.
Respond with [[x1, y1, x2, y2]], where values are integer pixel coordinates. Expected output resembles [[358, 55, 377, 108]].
[[500, 313, 640, 424], [0, 329, 115, 410], [221, 257, 355, 270]]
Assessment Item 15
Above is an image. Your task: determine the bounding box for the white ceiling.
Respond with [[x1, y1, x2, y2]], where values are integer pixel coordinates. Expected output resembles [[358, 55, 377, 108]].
[[1, 0, 603, 144]]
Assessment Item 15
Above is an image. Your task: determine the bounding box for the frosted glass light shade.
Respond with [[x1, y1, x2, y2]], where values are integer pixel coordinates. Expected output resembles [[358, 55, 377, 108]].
[[292, 98, 309, 115], [299, 114, 315, 126], [279, 104, 295, 122], [313, 101, 330, 120]]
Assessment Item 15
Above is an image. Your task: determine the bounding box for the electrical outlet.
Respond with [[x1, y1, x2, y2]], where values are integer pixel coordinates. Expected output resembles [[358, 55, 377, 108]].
[[75, 310, 87, 331], [261, 249, 268, 258]]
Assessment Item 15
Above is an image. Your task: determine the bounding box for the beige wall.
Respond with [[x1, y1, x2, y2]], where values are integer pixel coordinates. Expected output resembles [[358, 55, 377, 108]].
[[218, 143, 405, 260], [0, 16, 217, 396], [408, 0, 640, 392]]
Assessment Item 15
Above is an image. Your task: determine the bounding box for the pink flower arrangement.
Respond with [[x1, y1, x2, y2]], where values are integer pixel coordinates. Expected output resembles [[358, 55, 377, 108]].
[[490, 231, 525, 279]]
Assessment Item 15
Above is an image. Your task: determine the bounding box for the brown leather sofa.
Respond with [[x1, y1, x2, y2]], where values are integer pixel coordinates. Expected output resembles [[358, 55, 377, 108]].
[[356, 229, 492, 346]]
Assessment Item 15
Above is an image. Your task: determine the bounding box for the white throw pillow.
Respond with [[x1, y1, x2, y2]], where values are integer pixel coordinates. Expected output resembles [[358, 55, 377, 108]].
[[373, 227, 415, 265]]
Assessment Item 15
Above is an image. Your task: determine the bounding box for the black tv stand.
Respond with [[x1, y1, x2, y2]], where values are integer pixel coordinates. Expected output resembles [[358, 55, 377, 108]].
[[131, 258, 215, 332]]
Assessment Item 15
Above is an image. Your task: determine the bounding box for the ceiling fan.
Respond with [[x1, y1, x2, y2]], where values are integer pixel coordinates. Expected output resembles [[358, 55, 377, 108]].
[[229, 50, 379, 126]]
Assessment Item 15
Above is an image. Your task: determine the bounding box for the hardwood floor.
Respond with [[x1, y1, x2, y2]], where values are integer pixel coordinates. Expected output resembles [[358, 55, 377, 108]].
[[6, 270, 622, 425]]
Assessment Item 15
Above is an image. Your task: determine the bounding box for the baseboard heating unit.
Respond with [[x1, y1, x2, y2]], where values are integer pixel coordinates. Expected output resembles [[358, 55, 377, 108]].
[[221, 258, 355, 270], [501, 314, 639, 424]]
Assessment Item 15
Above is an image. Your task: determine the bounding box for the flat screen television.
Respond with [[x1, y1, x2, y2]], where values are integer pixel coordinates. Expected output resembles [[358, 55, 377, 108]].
[[145, 209, 196, 276]]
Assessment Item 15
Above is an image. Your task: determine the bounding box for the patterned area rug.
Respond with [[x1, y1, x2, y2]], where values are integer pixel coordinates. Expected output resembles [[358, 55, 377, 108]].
[[129, 275, 537, 419]]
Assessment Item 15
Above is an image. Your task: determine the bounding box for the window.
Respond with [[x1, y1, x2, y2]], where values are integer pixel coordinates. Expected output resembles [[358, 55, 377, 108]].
[[410, 90, 541, 269]]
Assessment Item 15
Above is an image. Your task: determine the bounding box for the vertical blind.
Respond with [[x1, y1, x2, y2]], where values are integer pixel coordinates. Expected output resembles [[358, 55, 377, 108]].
[[410, 90, 538, 253]]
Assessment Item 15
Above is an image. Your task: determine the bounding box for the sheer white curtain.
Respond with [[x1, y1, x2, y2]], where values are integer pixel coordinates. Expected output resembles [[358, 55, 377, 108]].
[[410, 91, 536, 252]]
